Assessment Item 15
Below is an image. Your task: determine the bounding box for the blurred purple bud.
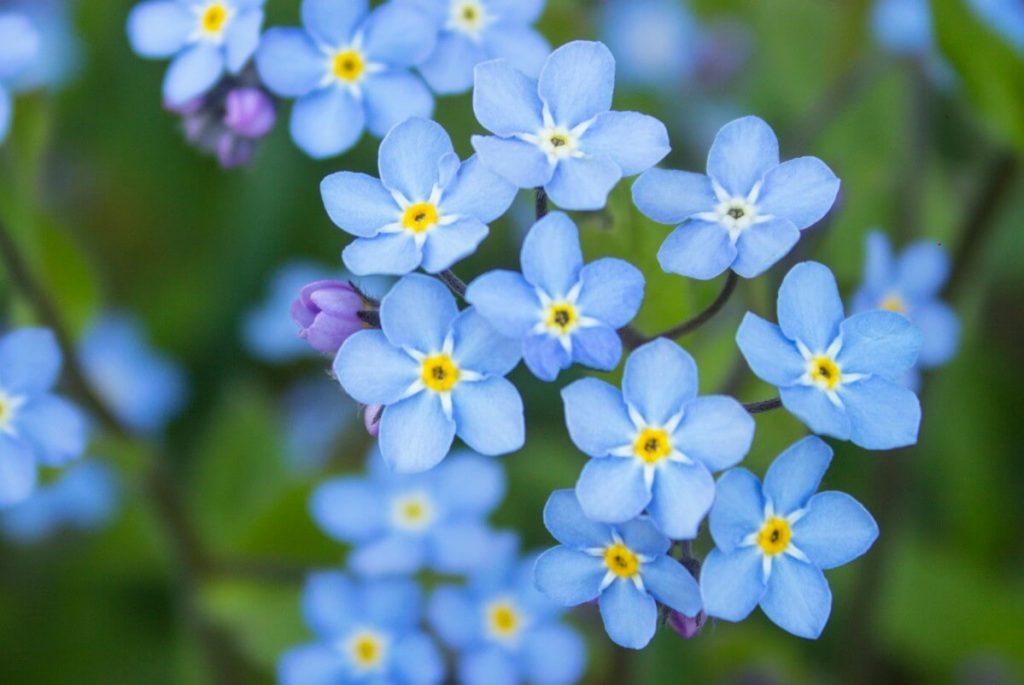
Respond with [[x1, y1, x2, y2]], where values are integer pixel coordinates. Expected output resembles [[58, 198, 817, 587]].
[[363, 404, 383, 437], [216, 134, 256, 169], [290, 280, 367, 355], [668, 609, 707, 639], [223, 87, 276, 139]]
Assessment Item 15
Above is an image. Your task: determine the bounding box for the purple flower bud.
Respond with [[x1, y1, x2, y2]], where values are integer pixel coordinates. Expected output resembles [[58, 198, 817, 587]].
[[216, 134, 256, 169], [290, 280, 366, 356], [223, 87, 276, 139], [667, 609, 707, 639], [363, 404, 383, 437]]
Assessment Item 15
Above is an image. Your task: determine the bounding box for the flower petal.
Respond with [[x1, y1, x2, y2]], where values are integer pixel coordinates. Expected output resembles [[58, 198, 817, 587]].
[[699, 547, 765, 622], [542, 488, 614, 549], [736, 313, 806, 387], [428, 520, 506, 574], [471, 134, 554, 188], [520, 212, 583, 297], [379, 391, 457, 472], [472, 59, 544, 136], [777, 261, 845, 352], [0, 435, 36, 507], [418, 31, 485, 95], [622, 338, 698, 426], [657, 220, 737, 280], [632, 168, 716, 225], [320, 171, 398, 238], [378, 118, 454, 202], [439, 154, 518, 223], [793, 491, 878, 570], [363, 70, 434, 138], [534, 547, 605, 605], [487, 0, 547, 24], [576, 258, 645, 328], [538, 41, 614, 126], [756, 157, 840, 230], [460, 646, 518, 685], [309, 477, 386, 542], [350, 532, 427, 575], [836, 310, 922, 379], [839, 376, 921, 449], [673, 395, 755, 471], [392, 631, 445, 685], [575, 457, 649, 524], [342, 232, 422, 276], [0, 328, 60, 395], [380, 274, 459, 353], [544, 155, 622, 211], [779, 384, 852, 440], [760, 554, 832, 639], [521, 623, 587, 685], [428, 585, 479, 649], [361, 578, 422, 629], [126, 0, 193, 58], [421, 218, 489, 273], [162, 42, 225, 106], [363, 2, 436, 66], [763, 436, 832, 514], [582, 111, 670, 176], [561, 378, 634, 458], [571, 324, 623, 372], [465, 270, 541, 338], [333, 330, 419, 405], [897, 240, 950, 298], [277, 644, 347, 685], [290, 87, 365, 159], [732, 217, 801, 279], [599, 579, 657, 649], [301, 0, 366, 46], [642, 556, 702, 616], [485, 24, 551, 78], [16, 396, 87, 466], [646, 460, 715, 540], [451, 308, 522, 377], [225, 8, 263, 73], [523, 333, 571, 381], [433, 452, 506, 516], [452, 377, 525, 455], [301, 572, 357, 638], [708, 468, 764, 552], [914, 301, 959, 368], [706, 115, 780, 197]]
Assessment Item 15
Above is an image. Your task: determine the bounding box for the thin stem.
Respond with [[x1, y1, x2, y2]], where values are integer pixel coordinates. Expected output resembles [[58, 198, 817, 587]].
[[535, 187, 548, 220], [743, 397, 782, 414], [437, 269, 467, 298], [624, 271, 738, 348]]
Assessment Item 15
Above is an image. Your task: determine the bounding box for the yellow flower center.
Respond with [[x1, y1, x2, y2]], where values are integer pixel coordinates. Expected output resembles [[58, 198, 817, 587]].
[[880, 294, 907, 314], [200, 3, 230, 35], [603, 543, 640, 578], [392, 494, 433, 531], [545, 303, 578, 334], [347, 631, 386, 670], [401, 202, 439, 234], [451, 1, 487, 33], [809, 355, 841, 391], [421, 354, 460, 392], [333, 49, 366, 82], [485, 600, 521, 640], [633, 427, 672, 464], [756, 516, 792, 556]]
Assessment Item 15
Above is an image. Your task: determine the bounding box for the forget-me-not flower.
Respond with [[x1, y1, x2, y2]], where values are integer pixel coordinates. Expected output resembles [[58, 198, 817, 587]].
[[633, 115, 840, 280], [701, 437, 878, 639], [466, 212, 644, 381], [534, 489, 702, 649], [334, 274, 524, 472], [322, 117, 517, 276], [0, 12, 39, 143], [561, 338, 754, 539], [429, 551, 586, 685], [279, 572, 444, 685], [127, 0, 265, 106], [737, 261, 923, 450], [255, 0, 436, 158], [405, 0, 550, 95], [969, 0, 1024, 53], [0, 328, 88, 507], [601, 0, 699, 90], [471, 40, 670, 211]]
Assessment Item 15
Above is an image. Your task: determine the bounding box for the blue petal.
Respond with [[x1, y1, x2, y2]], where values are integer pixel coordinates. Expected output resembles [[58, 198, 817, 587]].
[[599, 579, 657, 649], [460, 646, 518, 685], [363, 70, 434, 138], [571, 324, 623, 372], [616, 516, 671, 557], [914, 301, 959, 367], [362, 578, 423, 629], [793, 491, 878, 570], [472, 59, 543, 136], [575, 457, 649, 524], [301, 0, 366, 46], [465, 271, 541, 338], [673, 396, 755, 471], [562, 379, 634, 452], [438, 155, 518, 223], [534, 547, 606, 605], [427, 585, 479, 649], [699, 547, 765, 622], [632, 168, 716, 225], [224, 8, 263, 73], [622, 338, 698, 426], [277, 644, 347, 685], [735, 313, 806, 387], [451, 308, 521, 377], [380, 274, 458, 353], [162, 42, 224, 106], [863, 231, 896, 293], [779, 385, 852, 440], [897, 240, 950, 298], [538, 41, 614, 126], [756, 157, 840, 230], [544, 156, 622, 211], [708, 468, 764, 552], [301, 572, 357, 638], [421, 218, 489, 273], [777, 261, 845, 352], [522, 333, 569, 381], [428, 520, 506, 574], [0, 328, 60, 395], [0, 435, 36, 507], [16, 396, 87, 466], [0, 13, 36, 80], [255, 28, 326, 98], [485, 24, 551, 78], [646, 460, 715, 540], [760, 554, 832, 639], [392, 631, 445, 685], [309, 478, 386, 542], [706, 115, 780, 197], [836, 310, 922, 379], [521, 624, 587, 685], [350, 533, 427, 575], [839, 376, 921, 449], [452, 377, 525, 455], [471, 135, 554, 188], [333, 330, 419, 405], [380, 392, 456, 472], [343, 232, 421, 275], [762, 436, 832, 515], [542, 488, 614, 550], [642, 556, 702, 616], [520, 212, 583, 297], [581, 111, 670, 175], [378, 118, 454, 202], [657, 220, 737, 280], [418, 32, 484, 95], [732, 217, 801, 279], [126, 0, 192, 58], [362, 2, 436, 66], [433, 452, 506, 516], [576, 258, 645, 328], [487, 0, 547, 24], [290, 87, 365, 159], [320, 171, 399, 238]]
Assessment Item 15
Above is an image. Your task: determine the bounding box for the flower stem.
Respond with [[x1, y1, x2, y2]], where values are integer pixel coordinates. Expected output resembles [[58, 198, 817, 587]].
[[535, 187, 548, 220], [623, 270, 739, 348], [437, 269, 468, 298], [743, 397, 782, 414]]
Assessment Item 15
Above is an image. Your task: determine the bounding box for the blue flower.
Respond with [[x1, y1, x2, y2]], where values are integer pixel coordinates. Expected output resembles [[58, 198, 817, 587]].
[[334, 274, 524, 472], [633, 115, 840, 280], [0, 328, 88, 508], [0, 12, 39, 143], [852, 231, 959, 388], [969, 0, 1024, 53], [322, 117, 517, 276], [311, 448, 511, 576], [534, 490, 702, 649], [279, 572, 445, 685], [429, 551, 586, 685], [255, 0, 436, 159], [701, 436, 878, 639], [466, 212, 644, 381], [79, 314, 188, 435], [127, 0, 265, 107], [601, 0, 699, 90], [4, 0, 79, 91], [561, 339, 754, 539], [737, 261, 923, 450], [471, 40, 670, 211], [871, 0, 933, 55], [405, 0, 550, 95]]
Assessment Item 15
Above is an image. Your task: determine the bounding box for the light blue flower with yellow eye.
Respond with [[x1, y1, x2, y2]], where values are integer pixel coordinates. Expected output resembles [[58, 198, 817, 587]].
[[279, 573, 445, 685], [737, 261, 923, 450], [334, 274, 524, 473], [534, 490, 702, 650], [701, 436, 878, 639], [0, 12, 40, 143], [127, 0, 266, 106], [466, 212, 644, 381], [471, 40, 670, 211], [255, 0, 436, 159], [322, 117, 517, 276], [969, 0, 1024, 53], [633, 115, 840, 280]]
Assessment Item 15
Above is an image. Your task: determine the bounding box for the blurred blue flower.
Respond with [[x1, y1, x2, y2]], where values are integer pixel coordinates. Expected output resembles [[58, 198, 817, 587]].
[[126, 0, 266, 107], [534, 489, 702, 649], [2, 460, 119, 543], [429, 551, 586, 685], [405, 0, 550, 95], [281, 376, 355, 474], [334, 274, 524, 472], [79, 314, 187, 435], [737, 261, 923, 450], [0, 328, 88, 507], [853, 231, 959, 388], [255, 0, 436, 159], [472, 40, 670, 211], [466, 212, 644, 381], [562, 338, 754, 539], [279, 572, 444, 685], [322, 117, 516, 276], [0, 11, 39, 143], [601, 0, 698, 90], [633, 115, 840, 280], [871, 0, 933, 55], [701, 437, 878, 639], [968, 0, 1024, 53], [5, 0, 80, 91], [312, 448, 510, 576]]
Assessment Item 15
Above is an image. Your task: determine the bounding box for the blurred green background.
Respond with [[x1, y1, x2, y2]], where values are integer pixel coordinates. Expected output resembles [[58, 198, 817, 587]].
[[1, 0, 1023, 682]]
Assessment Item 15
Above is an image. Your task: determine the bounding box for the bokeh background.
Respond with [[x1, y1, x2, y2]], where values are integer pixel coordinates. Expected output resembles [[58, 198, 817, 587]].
[[1, 0, 1023, 682]]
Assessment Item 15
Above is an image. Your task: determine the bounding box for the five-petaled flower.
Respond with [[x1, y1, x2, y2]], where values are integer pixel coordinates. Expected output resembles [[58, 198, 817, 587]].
[[700, 436, 878, 639], [633, 115, 840, 280], [467, 212, 644, 381]]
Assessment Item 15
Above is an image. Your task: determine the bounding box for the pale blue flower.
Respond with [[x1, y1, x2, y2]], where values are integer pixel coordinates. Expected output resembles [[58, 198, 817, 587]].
[[601, 0, 699, 90], [872, 0, 933, 55], [0, 11, 39, 143]]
